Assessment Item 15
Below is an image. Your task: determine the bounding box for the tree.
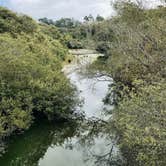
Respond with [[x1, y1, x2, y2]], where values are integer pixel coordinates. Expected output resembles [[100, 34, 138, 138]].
[[87, 2, 166, 165], [0, 7, 79, 140], [96, 15, 104, 22], [84, 14, 94, 23], [55, 18, 81, 28], [38, 17, 54, 25]]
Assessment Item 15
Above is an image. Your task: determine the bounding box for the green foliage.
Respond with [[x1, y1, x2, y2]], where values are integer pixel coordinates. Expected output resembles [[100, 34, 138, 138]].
[[113, 83, 166, 165], [55, 18, 81, 28], [39, 15, 106, 49], [84, 14, 94, 22], [0, 120, 79, 166], [107, 4, 166, 165], [39, 23, 62, 40], [39, 23, 75, 50], [39, 18, 85, 49], [63, 19, 115, 50], [0, 7, 78, 139], [96, 15, 104, 22], [67, 39, 83, 49], [39, 17, 81, 29], [38, 17, 54, 25], [113, 1, 145, 24], [87, 2, 166, 165], [0, 7, 38, 35]]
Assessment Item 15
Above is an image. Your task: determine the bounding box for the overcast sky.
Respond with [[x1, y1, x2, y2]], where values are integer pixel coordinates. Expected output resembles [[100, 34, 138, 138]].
[[0, 0, 164, 21], [0, 0, 114, 20]]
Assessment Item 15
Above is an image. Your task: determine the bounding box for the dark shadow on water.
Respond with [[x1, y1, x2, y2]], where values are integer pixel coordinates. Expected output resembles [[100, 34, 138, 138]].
[[0, 119, 79, 166], [0, 118, 124, 166], [0, 53, 124, 166]]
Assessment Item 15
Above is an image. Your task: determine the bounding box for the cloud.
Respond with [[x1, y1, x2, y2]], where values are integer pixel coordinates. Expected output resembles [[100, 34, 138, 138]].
[[142, 0, 165, 8], [8, 0, 113, 20], [6, 0, 165, 20]]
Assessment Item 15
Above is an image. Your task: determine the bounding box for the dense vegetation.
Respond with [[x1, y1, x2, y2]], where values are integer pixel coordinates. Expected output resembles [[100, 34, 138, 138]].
[[82, 2, 166, 165], [39, 15, 105, 49], [0, 1, 166, 165], [0, 7, 78, 140], [0, 119, 79, 166], [53, 1, 165, 165]]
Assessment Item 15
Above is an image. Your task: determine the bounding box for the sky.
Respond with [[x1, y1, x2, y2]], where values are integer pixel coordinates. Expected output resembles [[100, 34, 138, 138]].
[[0, 0, 164, 21], [0, 0, 114, 20]]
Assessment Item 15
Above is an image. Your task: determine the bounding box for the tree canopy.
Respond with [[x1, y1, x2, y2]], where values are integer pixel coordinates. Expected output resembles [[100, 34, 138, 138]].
[[0, 7, 78, 140], [78, 2, 166, 165]]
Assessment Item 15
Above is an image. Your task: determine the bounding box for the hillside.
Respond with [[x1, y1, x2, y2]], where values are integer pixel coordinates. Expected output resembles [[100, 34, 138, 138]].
[[0, 7, 78, 139]]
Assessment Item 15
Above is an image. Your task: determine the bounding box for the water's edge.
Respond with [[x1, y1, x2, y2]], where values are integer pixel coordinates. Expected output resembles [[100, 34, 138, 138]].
[[0, 50, 121, 166]]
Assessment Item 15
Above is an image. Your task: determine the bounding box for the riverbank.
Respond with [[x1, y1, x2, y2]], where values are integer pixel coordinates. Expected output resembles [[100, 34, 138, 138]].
[[0, 49, 122, 166], [0, 7, 79, 157]]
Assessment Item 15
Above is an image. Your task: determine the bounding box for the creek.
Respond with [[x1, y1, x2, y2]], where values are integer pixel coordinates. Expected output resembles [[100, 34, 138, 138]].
[[0, 49, 122, 166]]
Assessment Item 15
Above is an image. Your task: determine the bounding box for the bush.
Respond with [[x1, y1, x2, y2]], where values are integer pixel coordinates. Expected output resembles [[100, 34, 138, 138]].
[[67, 39, 83, 49], [89, 2, 166, 165], [113, 83, 166, 165], [0, 7, 38, 35], [0, 7, 78, 139]]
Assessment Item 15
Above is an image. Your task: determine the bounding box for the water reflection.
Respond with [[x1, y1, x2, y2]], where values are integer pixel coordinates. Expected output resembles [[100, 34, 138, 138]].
[[68, 72, 111, 118], [0, 120, 122, 166], [0, 120, 79, 166], [0, 50, 122, 166]]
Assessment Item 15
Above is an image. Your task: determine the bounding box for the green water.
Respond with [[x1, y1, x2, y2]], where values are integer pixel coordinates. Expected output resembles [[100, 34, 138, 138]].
[[0, 120, 79, 166], [0, 52, 122, 166]]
